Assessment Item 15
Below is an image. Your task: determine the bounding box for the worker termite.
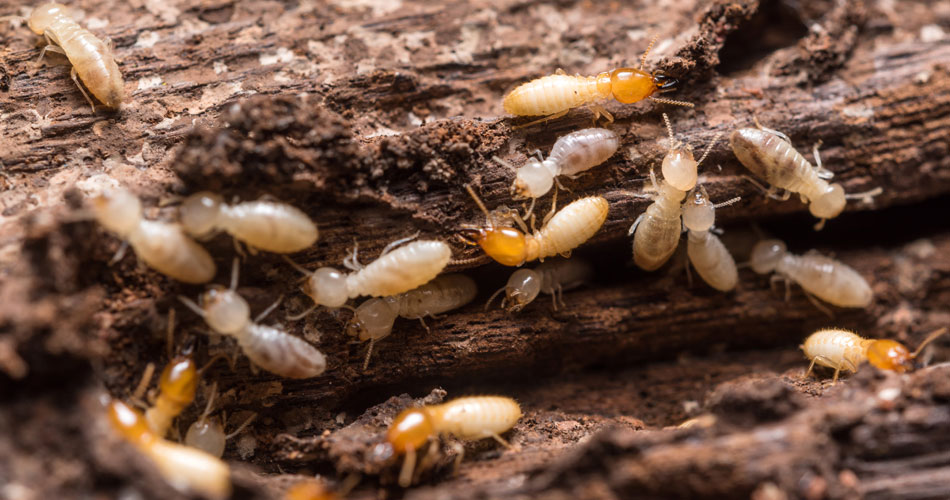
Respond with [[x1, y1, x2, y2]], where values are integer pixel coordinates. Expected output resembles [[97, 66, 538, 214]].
[[459, 185, 608, 267], [106, 399, 231, 499], [179, 192, 318, 254], [750, 239, 873, 311], [387, 395, 522, 487], [346, 274, 477, 369], [90, 187, 216, 284], [495, 128, 620, 200], [29, 3, 124, 111], [485, 258, 593, 312], [730, 125, 882, 230], [629, 115, 720, 271], [801, 327, 948, 382], [502, 37, 691, 125], [285, 237, 453, 316], [682, 186, 741, 292], [185, 383, 257, 457], [179, 259, 327, 379]]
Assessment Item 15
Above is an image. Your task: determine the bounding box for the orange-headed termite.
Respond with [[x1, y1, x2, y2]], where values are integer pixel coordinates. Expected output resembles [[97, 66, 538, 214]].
[[681, 186, 740, 292], [802, 327, 948, 382], [179, 192, 318, 254], [29, 3, 124, 111], [486, 258, 593, 312]]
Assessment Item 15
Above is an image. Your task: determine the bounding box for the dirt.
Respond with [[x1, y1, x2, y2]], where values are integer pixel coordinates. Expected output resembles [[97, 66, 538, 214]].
[[2, 0, 950, 499]]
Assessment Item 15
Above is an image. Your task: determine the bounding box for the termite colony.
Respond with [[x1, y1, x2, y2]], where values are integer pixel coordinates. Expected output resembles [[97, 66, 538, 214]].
[[23, 1, 941, 495]]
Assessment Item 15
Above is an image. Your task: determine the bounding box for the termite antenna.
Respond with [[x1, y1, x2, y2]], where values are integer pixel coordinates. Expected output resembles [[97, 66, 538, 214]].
[[713, 196, 741, 209], [484, 286, 506, 311], [177, 295, 205, 318], [662, 113, 677, 150], [282, 255, 312, 276], [695, 132, 723, 169], [639, 34, 658, 71], [225, 413, 257, 440], [844, 187, 883, 201], [165, 308, 176, 361], [492, 156, 517, 171], [912, 327, 949, 359], [229, 258, 240, 291], [649, 96, 695, 108], [465, 184, 494, 227]]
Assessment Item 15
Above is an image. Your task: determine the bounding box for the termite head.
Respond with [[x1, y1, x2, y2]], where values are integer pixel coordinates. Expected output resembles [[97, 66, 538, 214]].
[[750, 239, 787, 274], [387, 407, 435, 454], [180, 192, 225, 238], [107, 399, 155, 446], [682, 186, 715, 232], [158, 356, 198, 406], [610, 67, 659, 104], [91, 188, 142, 236], [345, 298, 396, 341], [185, 417, 227, 458], [865, 339, 915, 373], [200, 286, 250, 335], [28, 3, 68, 35], [504, 269, 541, 312], [302, 267, 349, 308], [458, 226, 527, 267], [513, 159, 555, 199], [661, 145, 696, 192], [809, 184, 846, 220]]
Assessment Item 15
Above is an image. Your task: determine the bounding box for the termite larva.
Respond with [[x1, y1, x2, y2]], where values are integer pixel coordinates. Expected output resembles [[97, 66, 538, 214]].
[[459, 186, 608, 267], [750, 239, 873, 310], [502, 38, 690, 125], [387, 395, 522, 487], [682, 186, 740, 292], [495, 128, 620, 199], [179, 259, 327, 379], [286, 238, 452, 314], [802, 327, 947, 382], [486, 258, 593, 312], [179, 192, 318, 254], [90, 188, 216, 284], [730, 126, 881, 230], [107, 399, 231, 499], [185, 384, 257, 457], [29, 3, 124, 111]]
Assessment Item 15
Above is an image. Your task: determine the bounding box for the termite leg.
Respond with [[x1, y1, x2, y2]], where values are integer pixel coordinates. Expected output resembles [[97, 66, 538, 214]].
[[802, 357, 818, 380], [813, 218, 827, 231], [417, 317, 431, 334], [530, 149, 544, 162], [811, 140, 834, 180], [286, 304, 317, 321], [37, 31, 66, 64], [225, 413, 258, 440], [588, 103, 613, 125], [741, 175, 790, 201], [449, 441, 466, 477], [254, 295, 284, 323], [541, 187, 559, 227], [108, 241, 129, 265], [684, 253, 694, 288], [131, 362, 156, 403], [232, 238, 248, 260], [513, 109, 570, 129], [343, 240, 363, 271], [627, 214, 645, 236], [70, 67, 97, 113], [521, 198, 537, 224], [398, 446, 417, 487], [802, 289, 834, 318], [832, 361, 843, 384]]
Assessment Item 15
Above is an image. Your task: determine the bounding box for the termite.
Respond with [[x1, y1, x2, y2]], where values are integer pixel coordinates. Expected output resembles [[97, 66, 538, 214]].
[[802, 327, 948, 382], [681, 186, 741, 292], [28, 3, 124, 111], [502, 37, 691, 125], [179, 192, 318, 254], [106, 398, 231, 499], [629, 115, 720, 271], [750, 239, 873, 311], [90, 187, 216, 284], [185, 383, 257, 457], [485, 258, 593, 312], [285, 481, 337, 500], [346, 274, 477, 368], [495, 128, 620, 200], [179, 259, 327, 379], [387, 395, 522, 487], [730, 125, 882, 230], [143, 355, 197, 437], [459, 185, 608, 267], [285, 237, 453, 316]]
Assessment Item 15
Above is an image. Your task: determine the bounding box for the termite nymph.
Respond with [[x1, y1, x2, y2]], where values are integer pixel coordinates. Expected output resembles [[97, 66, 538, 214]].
[[682, 186, 740, 292], [179, 192, 318, 254], [106, 398, 231, 499], [185, 383, 257, 457], [801, 327, 948, 382], [29, 3, 124, 111], [503, 37, 691, 125], [459, 185, 608, 267], [387, 395, 522, 487], [90, 187, 216, 284], [486, 258, 593, 312], [179, 259, 327, 379]]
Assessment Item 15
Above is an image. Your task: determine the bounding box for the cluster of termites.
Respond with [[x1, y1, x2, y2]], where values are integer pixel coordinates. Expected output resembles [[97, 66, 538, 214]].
[[29, 3, 933, 494]]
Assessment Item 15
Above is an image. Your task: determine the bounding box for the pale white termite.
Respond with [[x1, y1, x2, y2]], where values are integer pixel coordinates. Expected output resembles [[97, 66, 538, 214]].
[[285, 237, 452, 317], [730, 126, 881, 230], [345, 274, 477, 368], [629, 115, 720, 271], [495, 128, 620, 199], [681, 186, 740, 292], [29, 3, 124, 111], [90, 188, 216, 284], [185, 383, 257, 457], [179, 259, 327, 379], [801, 327, 948, 382], [179, 192, 318, 254], [387, 395, 522, 487], [486, 258, 593, 312], [750, 239, 873, 310]]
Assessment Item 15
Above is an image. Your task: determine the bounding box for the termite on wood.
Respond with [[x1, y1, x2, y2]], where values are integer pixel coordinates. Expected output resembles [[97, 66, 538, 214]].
[[179, 192, 318, 254], [90, 188, 216, 284], [459, 185, 608, 267], [346, 274, 477, 369], [802, 327, 948, 382], [387, 395, 522, 487], [750, 239, 873, 312], [502, 37, 691, 126], [682, 186, 740, 292], [486, 258, 593, 312], [495, 128, 620, 199], [185, 383, 257, 457], [179, 259, 327, 379], [730, 125, 881, 230], [107, 399, 231, 499], [28, 3, 124, 111]]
